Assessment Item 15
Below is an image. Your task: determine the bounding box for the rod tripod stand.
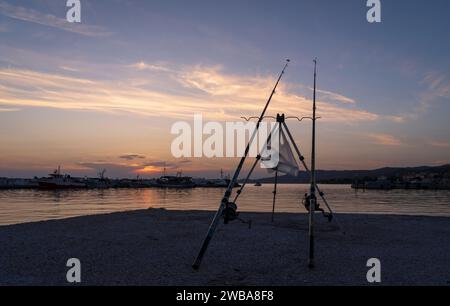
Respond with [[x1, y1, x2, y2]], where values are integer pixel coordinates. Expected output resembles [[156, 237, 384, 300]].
[[192, 113, 338, 270], [234, 114, 335, 224], [192, 59, 342, 270]]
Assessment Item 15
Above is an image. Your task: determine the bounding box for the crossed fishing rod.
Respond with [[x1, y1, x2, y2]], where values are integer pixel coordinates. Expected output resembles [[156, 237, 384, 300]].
[[192, 59, 340, 270]]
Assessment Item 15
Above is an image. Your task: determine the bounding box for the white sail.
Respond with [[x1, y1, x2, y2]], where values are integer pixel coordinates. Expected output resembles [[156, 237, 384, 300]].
[[263, 128, 300, 176]]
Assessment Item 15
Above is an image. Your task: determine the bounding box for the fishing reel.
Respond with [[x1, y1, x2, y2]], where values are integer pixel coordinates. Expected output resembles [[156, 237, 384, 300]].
[[222, 201, 239, 224]]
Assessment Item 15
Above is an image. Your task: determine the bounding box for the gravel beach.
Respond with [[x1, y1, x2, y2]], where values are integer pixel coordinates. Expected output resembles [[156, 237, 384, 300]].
[[0, 209, 449, 286]]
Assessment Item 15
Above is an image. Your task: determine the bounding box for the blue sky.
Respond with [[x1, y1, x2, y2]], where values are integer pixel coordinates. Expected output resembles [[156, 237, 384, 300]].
[[0, 0, 449, 177]]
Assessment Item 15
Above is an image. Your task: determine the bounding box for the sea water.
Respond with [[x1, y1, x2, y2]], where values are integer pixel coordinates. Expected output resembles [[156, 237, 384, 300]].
[[0, 184, 449, 225]]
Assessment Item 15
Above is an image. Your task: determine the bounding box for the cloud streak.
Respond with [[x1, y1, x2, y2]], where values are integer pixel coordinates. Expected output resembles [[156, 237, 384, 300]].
[[423, 71, 450, 100], [0, 106, 20, 112], [0, 63, 385, 124], [369, 133, 402, 146], [128, 61, 170, 72], [0, 1, 111, 37], [119, 154, 146, 161], [397, 71, 450, 122], [315, 88, 355, 104], [430, 141, 450, 148], [77, 162, 146, 177], [78, 158, 192, 177]]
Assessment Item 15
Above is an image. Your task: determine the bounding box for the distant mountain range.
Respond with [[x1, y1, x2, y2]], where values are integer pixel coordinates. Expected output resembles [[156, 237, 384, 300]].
[[245, 164, 450, 184]]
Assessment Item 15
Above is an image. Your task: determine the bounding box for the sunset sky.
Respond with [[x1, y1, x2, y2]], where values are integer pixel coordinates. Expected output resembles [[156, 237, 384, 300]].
[[1, 0, 450, 178]]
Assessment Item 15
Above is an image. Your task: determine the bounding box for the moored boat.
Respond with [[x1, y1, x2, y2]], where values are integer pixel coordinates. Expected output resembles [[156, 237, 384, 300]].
[[37, 166, 86, 189], [156, 175, 195, 188]]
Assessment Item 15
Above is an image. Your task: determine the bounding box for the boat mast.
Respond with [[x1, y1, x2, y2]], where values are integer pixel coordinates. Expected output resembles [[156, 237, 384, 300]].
[[308, 58, 318, 268]]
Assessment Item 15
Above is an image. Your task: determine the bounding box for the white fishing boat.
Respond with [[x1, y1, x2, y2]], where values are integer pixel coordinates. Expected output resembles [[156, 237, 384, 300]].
[[38, 166, 86, 189]]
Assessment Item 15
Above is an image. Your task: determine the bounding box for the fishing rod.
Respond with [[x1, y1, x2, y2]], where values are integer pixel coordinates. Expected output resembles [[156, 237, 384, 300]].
[[308, 58, 318, 268], [192, 59, 290, 270]]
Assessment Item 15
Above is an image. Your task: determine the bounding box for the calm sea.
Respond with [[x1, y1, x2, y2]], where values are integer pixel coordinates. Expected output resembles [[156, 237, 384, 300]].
[[0, 184, 450, 225]]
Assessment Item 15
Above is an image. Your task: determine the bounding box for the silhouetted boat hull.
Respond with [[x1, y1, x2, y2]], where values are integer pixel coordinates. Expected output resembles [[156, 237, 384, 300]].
[[156, 176, 195, 188], [38, 180, 86, 189]]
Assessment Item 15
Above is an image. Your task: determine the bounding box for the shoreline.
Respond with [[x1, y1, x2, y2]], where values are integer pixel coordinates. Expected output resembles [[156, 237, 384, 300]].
[[2, 208, 450, 227], [0, 209, 449, 286]]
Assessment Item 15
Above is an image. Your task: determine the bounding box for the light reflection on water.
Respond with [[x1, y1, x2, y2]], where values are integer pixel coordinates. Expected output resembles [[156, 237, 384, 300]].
[[0, 184, 449, 225]]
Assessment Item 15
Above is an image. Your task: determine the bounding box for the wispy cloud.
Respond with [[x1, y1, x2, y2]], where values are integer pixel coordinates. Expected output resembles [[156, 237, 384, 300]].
[[178, 65, 381, 122], [386, 70, 450, 123], [423, 71, 450, 99], [78, 162, 146, 177], [0, 1, 111, 37], [429, 141, 450, 148], [369, 133, 402, 146], [78, 158, 189, 176], [385, 115, 406, 123], [315, 88, 355, 104], [137, 160, 192, 174], [119, 154, 146, 161], [144, 161, 175, 168], [59, 66, 80, 72], [128, 61, 170, 72], [0, 106, 20, 112], [0, 64, 383, 123]]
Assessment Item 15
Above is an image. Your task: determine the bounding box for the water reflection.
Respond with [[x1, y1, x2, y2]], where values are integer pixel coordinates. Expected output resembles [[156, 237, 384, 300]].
[[0, 185, 449, 225]]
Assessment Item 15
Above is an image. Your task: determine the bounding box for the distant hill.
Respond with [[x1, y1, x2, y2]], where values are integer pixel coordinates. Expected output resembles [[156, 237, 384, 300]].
[[243, 164, 450, 184]]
